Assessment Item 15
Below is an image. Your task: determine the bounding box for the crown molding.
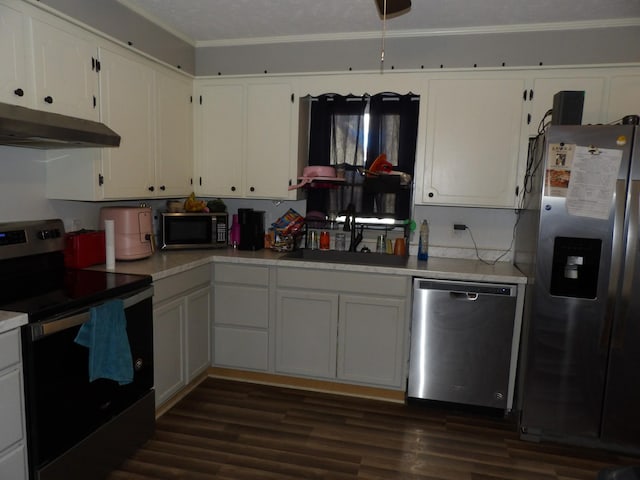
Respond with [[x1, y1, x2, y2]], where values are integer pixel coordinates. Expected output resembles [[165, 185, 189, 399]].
[[195, 17, 640, 48]]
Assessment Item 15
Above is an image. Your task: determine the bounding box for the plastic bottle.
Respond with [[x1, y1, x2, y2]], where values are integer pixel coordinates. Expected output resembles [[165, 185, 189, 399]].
[[230, 213, 240, 248], [417, 219, 429, 261]]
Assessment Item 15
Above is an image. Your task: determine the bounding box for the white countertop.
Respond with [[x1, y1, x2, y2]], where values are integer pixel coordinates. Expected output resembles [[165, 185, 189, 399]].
[[0, 311, 28, 334], [91, 248, 527, 285]]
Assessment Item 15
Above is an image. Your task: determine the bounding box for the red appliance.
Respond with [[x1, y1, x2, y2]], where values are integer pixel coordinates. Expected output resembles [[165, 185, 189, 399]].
[[63, 230, 106, 268]]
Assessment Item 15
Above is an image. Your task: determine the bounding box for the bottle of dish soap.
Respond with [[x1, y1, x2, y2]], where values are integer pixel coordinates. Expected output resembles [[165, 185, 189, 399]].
[[418, 219, 429, 261]]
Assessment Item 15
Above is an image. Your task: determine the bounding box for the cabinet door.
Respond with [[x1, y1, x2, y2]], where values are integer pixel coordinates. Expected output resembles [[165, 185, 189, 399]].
[[337, 295, 406, 388], [0, 445, 27, 480], [528, 77, 605, 134], [185, 285, 211, 381], [153, 297, 185, 406], [213, 327, 268, 371], [31, 18, 98, 120], [275, 290, 338, 379], [156, 70, 193, 197], [0, 4, 28, 106], [606, 75, 640, 124], [246, 82, 294, 199], [0, 368, 23, 454], [99, 47, 156, 199], [196, 83, 243, 196], [421, 78, 525, 208]]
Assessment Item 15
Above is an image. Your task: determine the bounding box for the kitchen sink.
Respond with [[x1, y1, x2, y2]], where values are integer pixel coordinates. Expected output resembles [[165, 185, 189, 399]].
[[283, 248, 408, 267]]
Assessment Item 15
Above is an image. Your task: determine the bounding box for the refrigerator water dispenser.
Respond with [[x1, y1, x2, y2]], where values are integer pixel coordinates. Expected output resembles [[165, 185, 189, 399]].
[[550, 236, 601, 299]]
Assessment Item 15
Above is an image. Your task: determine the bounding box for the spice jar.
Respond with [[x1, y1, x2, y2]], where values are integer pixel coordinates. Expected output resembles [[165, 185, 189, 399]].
[[320, 231, 330, 250]]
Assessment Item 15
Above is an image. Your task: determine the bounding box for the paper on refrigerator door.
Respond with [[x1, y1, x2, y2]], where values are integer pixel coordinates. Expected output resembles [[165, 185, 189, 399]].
[[565, 146, 623, 220]]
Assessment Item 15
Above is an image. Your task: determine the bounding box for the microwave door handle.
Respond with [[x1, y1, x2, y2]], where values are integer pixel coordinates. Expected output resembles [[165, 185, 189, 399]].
[[29, 287, 153, 341]]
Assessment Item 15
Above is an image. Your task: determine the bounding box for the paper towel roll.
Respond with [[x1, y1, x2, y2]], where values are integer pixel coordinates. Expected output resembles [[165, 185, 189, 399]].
[[105, 219, 115, 270]]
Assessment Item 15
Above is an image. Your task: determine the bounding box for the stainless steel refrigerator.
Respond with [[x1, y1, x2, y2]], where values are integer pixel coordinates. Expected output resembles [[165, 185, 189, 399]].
[[515, 123, 640, 454]]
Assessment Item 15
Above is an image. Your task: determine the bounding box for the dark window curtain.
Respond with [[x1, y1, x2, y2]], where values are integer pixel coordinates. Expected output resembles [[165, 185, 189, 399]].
[[307, 95, 367, 214], [366, 93, 420, 173], [308, 94, 367, 167], [365, 93, 420, 218], [307, 92, 418, 218]]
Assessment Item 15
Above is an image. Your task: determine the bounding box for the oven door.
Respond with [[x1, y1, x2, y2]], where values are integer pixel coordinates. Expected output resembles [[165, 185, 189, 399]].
[[21, 286, 154, 478]]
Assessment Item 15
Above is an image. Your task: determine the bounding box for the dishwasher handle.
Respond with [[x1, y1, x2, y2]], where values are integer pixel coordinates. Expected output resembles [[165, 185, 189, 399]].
[[414, 278, 516, 297], [450, 291, 478, 301]]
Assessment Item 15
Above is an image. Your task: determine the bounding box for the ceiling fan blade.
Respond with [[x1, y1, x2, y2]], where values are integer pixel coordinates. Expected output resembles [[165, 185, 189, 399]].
[[374, 0, 412, 17]]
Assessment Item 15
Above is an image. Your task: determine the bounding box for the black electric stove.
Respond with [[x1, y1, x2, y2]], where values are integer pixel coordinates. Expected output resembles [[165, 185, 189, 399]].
[[0, 219, 155, 480], [0, 219, 151, 320]]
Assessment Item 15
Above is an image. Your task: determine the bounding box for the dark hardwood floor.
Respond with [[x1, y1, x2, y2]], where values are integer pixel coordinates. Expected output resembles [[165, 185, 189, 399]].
[[107, 378, 639, 479]]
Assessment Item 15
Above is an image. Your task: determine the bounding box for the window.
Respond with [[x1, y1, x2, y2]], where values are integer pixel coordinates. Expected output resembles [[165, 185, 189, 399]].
[[305, 92, 419, 219]]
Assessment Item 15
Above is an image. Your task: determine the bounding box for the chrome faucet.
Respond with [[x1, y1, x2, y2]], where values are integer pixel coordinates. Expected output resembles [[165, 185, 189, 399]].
[[344, 204, 363, 252]]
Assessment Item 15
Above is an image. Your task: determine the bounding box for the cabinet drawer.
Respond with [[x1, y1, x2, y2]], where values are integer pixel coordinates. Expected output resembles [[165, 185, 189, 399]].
[[0, 329, 20, 370], [215, 263, 269, 285], [276, 267, 408, 297], [213, 284, 268, 328], [154, 265, 211, 302]]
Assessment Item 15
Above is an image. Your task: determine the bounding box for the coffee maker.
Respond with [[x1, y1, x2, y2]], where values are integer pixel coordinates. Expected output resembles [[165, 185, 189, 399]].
[[237, 208, 265, 251]]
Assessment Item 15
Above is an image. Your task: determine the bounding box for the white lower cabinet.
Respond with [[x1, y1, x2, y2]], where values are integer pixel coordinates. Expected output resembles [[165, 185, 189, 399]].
[[0, 328, 27, 480], [275, 268, 409, 389], [153, 265, 212, 408], [275, 291, 338, 378], [212, 263, 270, 371], [153, 296, 185, 406], [185, 286, 212, 381], [338, 294, 406, 386]]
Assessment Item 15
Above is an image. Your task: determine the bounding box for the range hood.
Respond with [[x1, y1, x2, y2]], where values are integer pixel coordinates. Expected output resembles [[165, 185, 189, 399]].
[[0, 102, 120, 149]]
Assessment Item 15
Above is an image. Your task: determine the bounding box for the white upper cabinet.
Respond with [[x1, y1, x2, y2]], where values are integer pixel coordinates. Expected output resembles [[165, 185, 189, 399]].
[[421, 77, 526, 208], [195, 83, 244, 196], [606, 74, 640, 124], [245, 82, 295, 199], [195, 79, 297, 199], [0, 3, 28, 106], [156, 70, 194, 197], [99, 47, 156, 199], [31, 17, 99, 121], [526, 75, 606, 134]]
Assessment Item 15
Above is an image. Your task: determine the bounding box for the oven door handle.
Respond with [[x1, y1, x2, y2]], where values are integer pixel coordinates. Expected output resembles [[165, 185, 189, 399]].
[[29, 286, 154, 341]]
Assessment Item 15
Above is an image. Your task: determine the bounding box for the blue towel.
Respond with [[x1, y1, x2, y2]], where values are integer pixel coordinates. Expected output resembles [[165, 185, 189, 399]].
[[74, 299, 134, 385]]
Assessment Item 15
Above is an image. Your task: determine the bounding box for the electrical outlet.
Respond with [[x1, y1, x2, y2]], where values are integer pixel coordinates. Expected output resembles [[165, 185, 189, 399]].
[[453, 223, 467, 231]]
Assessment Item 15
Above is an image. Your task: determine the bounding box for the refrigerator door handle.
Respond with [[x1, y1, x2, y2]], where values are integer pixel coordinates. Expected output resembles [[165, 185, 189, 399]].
[[613, 179, 640, 350], [601, 178, 629, 350]]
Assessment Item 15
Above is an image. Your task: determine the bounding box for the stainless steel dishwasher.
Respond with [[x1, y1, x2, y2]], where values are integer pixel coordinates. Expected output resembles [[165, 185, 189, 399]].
[[407, 278, 517, 409]]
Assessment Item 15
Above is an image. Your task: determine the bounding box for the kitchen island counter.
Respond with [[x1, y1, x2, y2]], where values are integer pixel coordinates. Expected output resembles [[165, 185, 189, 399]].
[[91, 248, 526, 284]]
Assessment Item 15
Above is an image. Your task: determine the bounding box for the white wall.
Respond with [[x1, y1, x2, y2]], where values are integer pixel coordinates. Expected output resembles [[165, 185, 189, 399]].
[[413, 204, 518, 262], [195, 26, 640, 76]]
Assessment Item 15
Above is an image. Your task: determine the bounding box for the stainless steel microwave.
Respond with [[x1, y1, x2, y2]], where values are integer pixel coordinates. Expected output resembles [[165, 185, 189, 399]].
[[160, 212, 228, 249]]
